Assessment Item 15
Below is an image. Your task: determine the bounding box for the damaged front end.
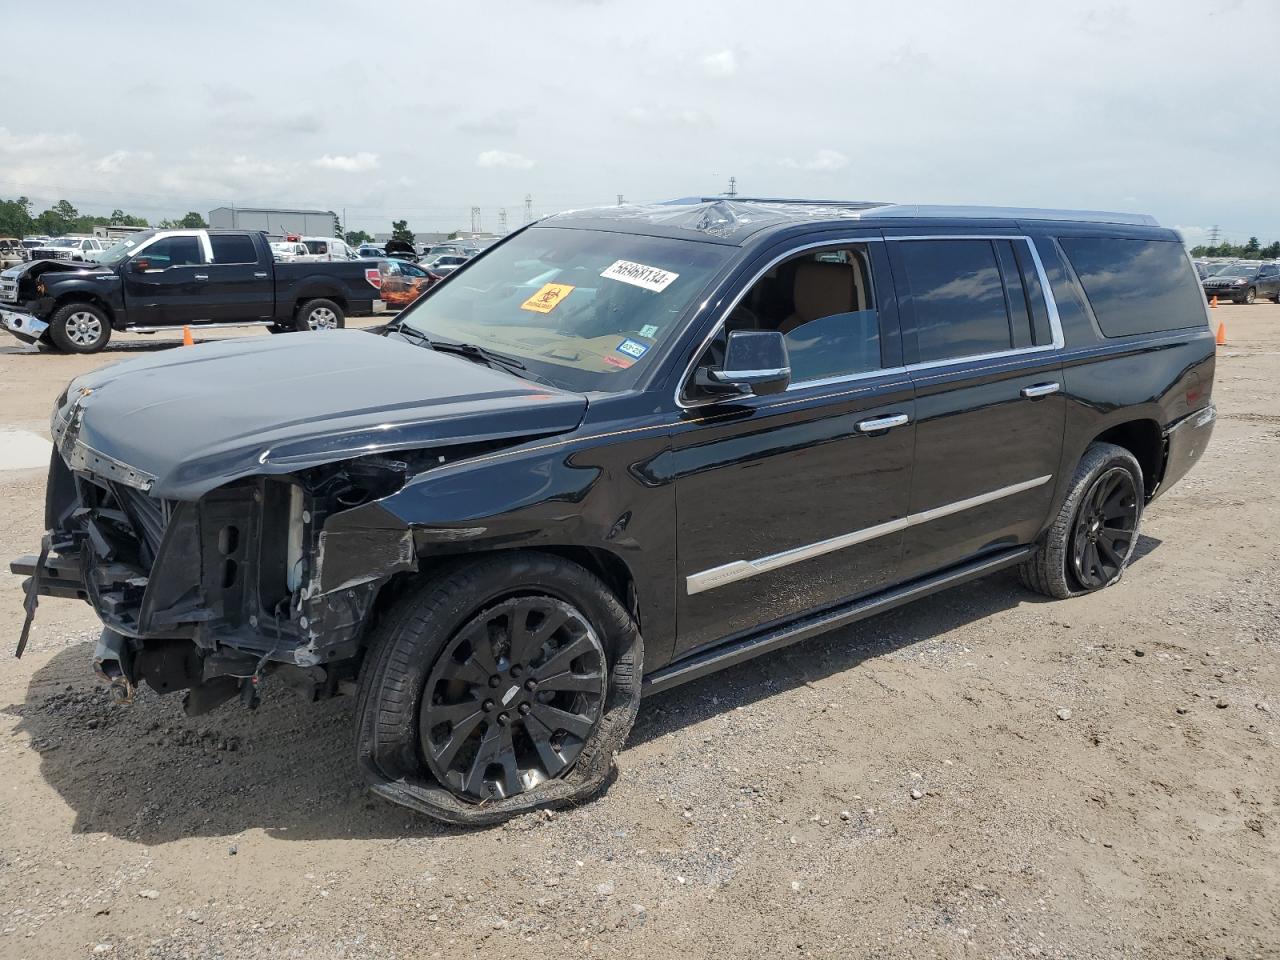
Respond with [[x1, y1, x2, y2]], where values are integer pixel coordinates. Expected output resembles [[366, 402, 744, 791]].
[[14, 448, 419, 715]]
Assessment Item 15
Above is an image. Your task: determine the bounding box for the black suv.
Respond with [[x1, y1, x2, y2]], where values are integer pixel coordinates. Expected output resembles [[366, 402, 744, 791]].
[[13, 200, 1217, 824], [1201, 260, 1280, 304]]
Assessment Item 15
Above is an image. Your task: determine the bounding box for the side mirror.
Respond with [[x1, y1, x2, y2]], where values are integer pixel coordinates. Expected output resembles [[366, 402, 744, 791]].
[[131, 258, 151, 272], [699, 329, 791, 396]]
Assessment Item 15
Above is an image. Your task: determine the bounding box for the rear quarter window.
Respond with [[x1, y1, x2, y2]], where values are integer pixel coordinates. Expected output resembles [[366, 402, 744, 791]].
[[1059, 238, 1205, 337]]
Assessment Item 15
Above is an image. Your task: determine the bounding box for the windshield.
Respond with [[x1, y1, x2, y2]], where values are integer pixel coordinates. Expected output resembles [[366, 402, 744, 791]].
[[398, 227, 732, 392], [1213, 263, 1257, 277], [95, 233, 154, 266], [48, 238, 78, 248]]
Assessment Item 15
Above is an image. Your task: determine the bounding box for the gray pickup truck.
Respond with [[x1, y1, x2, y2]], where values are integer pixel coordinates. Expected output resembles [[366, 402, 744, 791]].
[[0, 228, 387, 352]]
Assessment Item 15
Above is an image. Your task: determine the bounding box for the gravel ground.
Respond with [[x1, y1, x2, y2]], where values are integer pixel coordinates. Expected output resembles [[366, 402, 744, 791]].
[[0, 308, 1276, 960]]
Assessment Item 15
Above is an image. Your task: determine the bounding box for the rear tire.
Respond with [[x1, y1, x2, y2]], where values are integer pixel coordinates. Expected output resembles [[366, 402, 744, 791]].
[[294, 298, 345, 332], [1019, 442, 1144, 599], [355, 551, 642, 825], [48, 303, 111, 354], [1244, 286, 1257, 305]]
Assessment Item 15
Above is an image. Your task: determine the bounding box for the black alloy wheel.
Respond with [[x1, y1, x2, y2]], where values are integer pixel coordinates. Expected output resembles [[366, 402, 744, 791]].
[[419, 596, 607, 802], [1070, 466, 1139, 591], [1244, 286, 1257, 304]]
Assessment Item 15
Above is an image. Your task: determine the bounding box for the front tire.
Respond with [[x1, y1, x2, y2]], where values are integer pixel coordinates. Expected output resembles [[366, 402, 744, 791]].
[[48, 303, 111, 353], [295, 298, 345, 332], [1019, 442, 1144, 599], [355, 552, 642, 825], [1244, 286, 1257, 305]]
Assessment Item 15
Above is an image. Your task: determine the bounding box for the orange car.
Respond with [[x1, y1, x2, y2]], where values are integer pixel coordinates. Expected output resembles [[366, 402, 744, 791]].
[[378, 258, 441, 309]]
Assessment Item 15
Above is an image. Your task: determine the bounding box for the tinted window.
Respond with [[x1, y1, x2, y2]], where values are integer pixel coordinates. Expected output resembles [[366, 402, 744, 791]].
[[138, 236, 203, 269], [898, 240, 1012, 362], [210, 234, 258, 265], [1060, 238, 1206, 337]]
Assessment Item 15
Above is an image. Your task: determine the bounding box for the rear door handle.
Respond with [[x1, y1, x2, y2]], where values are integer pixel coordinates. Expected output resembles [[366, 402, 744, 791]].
[[194, 274, 209, 281], [856, 413, 910, 433], [254, 272, 269, 278], [1021, 382, 1060, 399]]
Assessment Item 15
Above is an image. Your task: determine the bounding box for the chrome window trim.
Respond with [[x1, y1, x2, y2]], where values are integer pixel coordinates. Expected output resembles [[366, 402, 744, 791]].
[[685, 474, 1053, 595], [676, 234, 1065, 411]]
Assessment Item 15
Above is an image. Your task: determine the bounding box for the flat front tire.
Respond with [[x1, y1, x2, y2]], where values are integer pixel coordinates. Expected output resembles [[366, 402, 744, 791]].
[[1019, 442, 1144, 599], [48, 303, 111, 353], [355, 551, 642, 825]]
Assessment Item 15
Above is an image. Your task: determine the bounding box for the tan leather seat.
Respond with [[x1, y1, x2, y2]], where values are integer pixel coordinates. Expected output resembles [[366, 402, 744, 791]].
[[779, 261, 857, 335]]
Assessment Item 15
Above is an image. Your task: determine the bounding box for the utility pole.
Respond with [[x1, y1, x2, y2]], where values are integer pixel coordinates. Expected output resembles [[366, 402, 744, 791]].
[[470, 206, 481, 234], [524, 194, 533, 224], [726, 176, 737, 198], [498, 208, 508, 233]]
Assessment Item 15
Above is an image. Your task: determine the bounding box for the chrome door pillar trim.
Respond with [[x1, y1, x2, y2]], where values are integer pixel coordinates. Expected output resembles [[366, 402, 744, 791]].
[[685, 474, 1052, 595]]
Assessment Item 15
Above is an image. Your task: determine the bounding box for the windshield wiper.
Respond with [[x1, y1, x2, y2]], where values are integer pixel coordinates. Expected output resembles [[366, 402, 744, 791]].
[[428, 340, 559, 388]]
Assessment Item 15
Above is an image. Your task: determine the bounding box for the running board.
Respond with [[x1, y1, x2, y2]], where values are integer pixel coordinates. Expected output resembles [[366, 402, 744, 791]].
[[124, 320, 275, 333], [643, 546, 1033, 695]]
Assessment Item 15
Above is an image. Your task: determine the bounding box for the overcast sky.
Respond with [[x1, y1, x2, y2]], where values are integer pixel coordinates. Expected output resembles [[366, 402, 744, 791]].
[[2, 0, 1275, 243]]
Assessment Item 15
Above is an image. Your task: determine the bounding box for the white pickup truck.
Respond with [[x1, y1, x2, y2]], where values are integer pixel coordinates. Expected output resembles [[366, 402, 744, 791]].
[[28, 236, 108, 262]]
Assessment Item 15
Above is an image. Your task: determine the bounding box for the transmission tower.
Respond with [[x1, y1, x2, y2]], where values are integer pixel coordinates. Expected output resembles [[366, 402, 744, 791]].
[[1207, 225, 1221, 246], [726, 176, 737, 198], [470, 207, 481, 233], [617, 194, 625, 206], [498, 208, 508, 233], [524, 194, 533, 224]]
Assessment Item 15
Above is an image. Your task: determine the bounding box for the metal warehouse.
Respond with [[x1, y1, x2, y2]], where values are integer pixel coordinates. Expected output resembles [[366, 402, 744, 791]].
[[207, 207, 339, 238]]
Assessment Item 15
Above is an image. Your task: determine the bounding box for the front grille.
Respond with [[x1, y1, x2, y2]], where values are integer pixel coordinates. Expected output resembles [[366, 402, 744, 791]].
[[0, 280, 16, 303]]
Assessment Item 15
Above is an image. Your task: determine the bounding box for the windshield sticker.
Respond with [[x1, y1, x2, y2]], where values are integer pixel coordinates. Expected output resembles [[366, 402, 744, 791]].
[[600, 260, 679, 293], [604, 354, 634, 369], [520, 282, 575, 314], [638, 324, 659, 338], [615, 338, 649, 360]]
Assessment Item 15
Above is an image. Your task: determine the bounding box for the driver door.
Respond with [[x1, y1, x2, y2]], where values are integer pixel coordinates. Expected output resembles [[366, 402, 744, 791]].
[[123, 234, 210, 327], [670, 236, 917, 655]]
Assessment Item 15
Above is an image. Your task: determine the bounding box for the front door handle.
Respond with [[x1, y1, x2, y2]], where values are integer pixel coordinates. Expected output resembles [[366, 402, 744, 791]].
[[254, 271, 269, 278], [1021, 382, 1061, 399], [857, 413, 910, 433], [194, 274, 209, 281]]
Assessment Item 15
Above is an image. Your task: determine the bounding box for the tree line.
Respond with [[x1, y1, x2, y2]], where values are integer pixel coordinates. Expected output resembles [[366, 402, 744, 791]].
[[0, 196, 208, 239], [1189, 237, 1280, 260]]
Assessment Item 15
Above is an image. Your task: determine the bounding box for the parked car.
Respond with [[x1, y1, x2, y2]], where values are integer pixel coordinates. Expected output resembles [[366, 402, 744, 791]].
[[270, 240, 310, 261], [0, 228, 387, 352], [295, 236, 358, 262], [357, 245, 386, 258], [29, 236, 108, 262], [421, 253, 469, 275], [382, 238, 419, 262], [1201, 261, 1280, 303], [9, 200, 1215, 825], [21, 237, 50, 249], [0, 238, 26, 268], [376, 257, 444, 309]]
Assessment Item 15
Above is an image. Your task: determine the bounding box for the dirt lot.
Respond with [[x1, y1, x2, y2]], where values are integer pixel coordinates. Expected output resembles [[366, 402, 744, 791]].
[[0, 309, 1276, 960]]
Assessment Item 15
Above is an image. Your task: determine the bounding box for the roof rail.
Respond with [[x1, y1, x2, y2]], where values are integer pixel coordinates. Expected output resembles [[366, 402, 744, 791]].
[[663, 196, 889, 209], [863, 204, 1160, 226]]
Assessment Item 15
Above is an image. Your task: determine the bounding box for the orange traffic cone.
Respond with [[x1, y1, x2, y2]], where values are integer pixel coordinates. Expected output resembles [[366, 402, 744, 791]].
[[1216, 321, 1227, 346], [1210, 294, 1218, 309], [182, 325, 194, 347]]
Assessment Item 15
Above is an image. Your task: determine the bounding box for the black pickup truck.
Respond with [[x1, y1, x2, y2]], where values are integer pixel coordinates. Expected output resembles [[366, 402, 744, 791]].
[[0, 229, 386, 352]]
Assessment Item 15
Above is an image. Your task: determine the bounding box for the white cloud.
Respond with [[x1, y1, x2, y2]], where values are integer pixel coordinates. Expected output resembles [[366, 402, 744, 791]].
[[94, 149, 154, 174], [701, 49, 737, 78], [0, 126, 81, 156], [312, 152, 379, 173], [779, 149, 850, 173], [1172, 225, 1210, 247], [476, 149, 535, 170]]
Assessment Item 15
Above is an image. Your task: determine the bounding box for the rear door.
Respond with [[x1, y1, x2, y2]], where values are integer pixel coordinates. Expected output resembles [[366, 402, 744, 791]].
[[886, 233, 1066, 580], [122, 233, 210, 327], [1258, 262, 1280, 300], [203, 233, 274, 321]]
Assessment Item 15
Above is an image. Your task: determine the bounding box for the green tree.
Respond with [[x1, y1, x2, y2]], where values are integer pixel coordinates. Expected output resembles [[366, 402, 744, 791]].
[[1244, 236, 1261, 257], [344, 229, 372, 246], [390, 219, 415, 244], [34, 199, 79, 236], [158, 211, 208, 229], [0, 196, 34, 238]]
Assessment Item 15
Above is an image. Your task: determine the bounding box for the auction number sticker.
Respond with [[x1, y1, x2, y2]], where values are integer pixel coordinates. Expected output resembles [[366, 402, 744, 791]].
[[521, 283, 575, 313], [615, 338, 650, 360], [600, 259, 679, 293]]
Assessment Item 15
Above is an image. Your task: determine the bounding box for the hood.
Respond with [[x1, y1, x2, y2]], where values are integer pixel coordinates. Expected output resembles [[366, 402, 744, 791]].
[[55, 331, 588, 499], [1, 258, 102, 281]]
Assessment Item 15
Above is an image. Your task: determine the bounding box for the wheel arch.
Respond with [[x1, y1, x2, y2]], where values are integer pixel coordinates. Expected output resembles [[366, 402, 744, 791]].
[[1089, 418, 1165, 498], [52, 290, 117, 326]]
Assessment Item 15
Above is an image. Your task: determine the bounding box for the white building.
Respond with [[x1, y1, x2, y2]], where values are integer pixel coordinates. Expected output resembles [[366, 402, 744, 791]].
[[208, 207, 339, 239]]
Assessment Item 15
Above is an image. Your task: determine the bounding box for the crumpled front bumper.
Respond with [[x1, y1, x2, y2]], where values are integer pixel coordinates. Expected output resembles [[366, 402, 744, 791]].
[[0, 308, 49, 344]]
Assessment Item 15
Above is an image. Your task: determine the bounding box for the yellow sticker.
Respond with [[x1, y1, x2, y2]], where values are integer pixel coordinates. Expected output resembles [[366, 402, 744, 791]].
[[520, 283, 575, 314]]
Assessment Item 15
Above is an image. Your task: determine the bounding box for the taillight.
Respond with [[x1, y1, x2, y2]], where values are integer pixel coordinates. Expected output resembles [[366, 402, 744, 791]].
[[364, 268, 382, 289]]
